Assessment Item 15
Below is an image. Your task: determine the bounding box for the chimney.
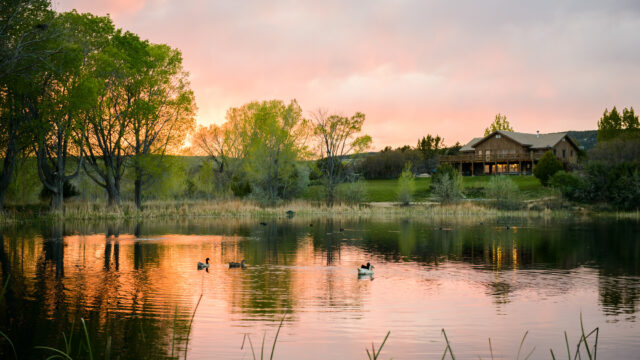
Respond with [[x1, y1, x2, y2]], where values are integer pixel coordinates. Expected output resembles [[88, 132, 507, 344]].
[[536, 130, 540, 138]]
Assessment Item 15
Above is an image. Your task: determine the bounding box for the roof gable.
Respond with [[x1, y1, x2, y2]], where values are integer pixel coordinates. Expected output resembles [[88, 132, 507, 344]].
[[462, 130, 577, 151]]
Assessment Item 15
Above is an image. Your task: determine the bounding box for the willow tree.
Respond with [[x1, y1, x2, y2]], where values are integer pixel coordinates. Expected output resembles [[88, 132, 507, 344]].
[[33, 12, 112, 211], [311, 110, 371, 207], [122, 35, 196, 209]]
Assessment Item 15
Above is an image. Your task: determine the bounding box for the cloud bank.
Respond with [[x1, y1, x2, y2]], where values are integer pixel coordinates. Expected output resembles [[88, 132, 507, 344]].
[[53, 0, 640, 148]]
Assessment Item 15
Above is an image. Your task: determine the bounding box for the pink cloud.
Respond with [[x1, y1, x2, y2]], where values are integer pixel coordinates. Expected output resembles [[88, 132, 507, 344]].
[[52, 1, 640, 149]]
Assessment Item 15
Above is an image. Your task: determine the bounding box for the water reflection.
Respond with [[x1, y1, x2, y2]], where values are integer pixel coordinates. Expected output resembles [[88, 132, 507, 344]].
[[0, 218, 638, 358]]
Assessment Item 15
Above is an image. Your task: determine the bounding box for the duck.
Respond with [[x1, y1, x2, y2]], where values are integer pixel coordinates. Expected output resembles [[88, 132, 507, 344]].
[[229, 259, 246, 269], [197, 258, 210, 270], [358, 262, 374, 275]]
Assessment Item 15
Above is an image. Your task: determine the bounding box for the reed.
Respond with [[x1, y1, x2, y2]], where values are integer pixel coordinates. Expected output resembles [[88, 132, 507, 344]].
[[0, 198, 589, 224]]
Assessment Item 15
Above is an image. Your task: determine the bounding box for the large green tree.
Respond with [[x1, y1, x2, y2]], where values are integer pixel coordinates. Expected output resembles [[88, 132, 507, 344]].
[[311, 109, 371, 207], [241, 99, 309, 205], [598, 106, 639, 141], [121, 35, 196, 209], [33, 11, 111, 211], [81, 29, 131, 209], [0, 0, 55, 211], [484, 113, 513, 136]]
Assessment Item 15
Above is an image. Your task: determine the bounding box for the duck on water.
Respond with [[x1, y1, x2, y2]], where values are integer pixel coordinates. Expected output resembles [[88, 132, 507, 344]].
[[358, 262, 374, 275], [229, 259, 246, 269], [198, 258, 210, 270]]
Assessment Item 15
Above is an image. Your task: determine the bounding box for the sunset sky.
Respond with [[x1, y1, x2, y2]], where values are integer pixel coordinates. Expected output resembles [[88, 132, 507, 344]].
[[52, 0, 640, 149]]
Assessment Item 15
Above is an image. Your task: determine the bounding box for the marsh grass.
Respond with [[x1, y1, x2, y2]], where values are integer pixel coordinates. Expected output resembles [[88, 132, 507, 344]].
[[241, 312, 287, 360], [0, 198, 584, 224]]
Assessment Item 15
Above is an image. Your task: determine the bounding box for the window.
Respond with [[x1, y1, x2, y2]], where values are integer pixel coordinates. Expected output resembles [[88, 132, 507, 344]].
[[571, 150, 574, 156], [553, 149, 556, 155], [496, 134, 501, 138], [562, 149, 566, 158]]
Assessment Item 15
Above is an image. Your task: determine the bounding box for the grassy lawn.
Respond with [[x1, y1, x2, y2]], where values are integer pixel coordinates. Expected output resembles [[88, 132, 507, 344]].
[[303, 175, 552, 203]]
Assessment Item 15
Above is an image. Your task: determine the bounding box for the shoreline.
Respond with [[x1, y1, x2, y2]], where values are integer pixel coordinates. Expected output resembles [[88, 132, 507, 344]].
[[1, 199, 638, 223]]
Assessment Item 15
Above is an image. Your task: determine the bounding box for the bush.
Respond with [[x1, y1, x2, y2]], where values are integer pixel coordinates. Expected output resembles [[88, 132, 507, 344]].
[[533, 151, 564, 186], [485, 176, 520, 209], [549, 170, 585, 202], [337, 177, 368, 205], [608, 165, 640, 210], [397, 162, 415, 205], [431, 164, 462, 203]]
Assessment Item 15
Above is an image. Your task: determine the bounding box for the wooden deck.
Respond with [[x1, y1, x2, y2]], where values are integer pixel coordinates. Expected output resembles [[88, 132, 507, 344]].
[[439, 153, 536, 164]]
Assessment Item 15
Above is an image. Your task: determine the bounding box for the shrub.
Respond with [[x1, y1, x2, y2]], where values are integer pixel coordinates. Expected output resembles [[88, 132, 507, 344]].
[[608, 166, 640, 210], [397, 162, 415, 205], [549, 170, 585, 202], [431, 164, 462, 203], [485, 176, 520, 209], [337, 177, 368, 205], [533, 151, 564, 186]]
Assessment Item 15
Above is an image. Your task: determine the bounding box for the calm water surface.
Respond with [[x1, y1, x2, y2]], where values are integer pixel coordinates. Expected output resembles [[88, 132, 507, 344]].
[[0, 218, 639, 359]]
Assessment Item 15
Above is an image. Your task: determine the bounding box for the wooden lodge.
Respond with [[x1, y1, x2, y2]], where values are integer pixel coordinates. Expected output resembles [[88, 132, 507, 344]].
[[440, 130, 580, 175]]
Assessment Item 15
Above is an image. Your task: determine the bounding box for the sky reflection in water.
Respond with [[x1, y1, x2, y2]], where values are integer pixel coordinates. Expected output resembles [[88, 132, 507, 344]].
[[0, 218, 638, 359]]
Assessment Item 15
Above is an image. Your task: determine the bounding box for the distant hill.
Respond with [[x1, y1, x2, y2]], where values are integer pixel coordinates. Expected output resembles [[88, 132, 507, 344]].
[[567, 130, 598, 151]]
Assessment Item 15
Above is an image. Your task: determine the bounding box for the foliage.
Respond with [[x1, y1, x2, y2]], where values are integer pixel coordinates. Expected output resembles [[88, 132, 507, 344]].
[[549, 171, 586, 202], [431, 164, 462, 203], [39, 180, 80, 201], [484, 113, 513, 136], [336, 177, 368, 205], [358, 136, 458, 180], [485, 175, 520, 210], [397, 162, 415, 205], [311, 109, 371, 206], [597, 106, 639, 142], [533, 151, 564, 186], [124, 33, 197, 209], [416, 134, 443, 159], [235, 100, 309, 205]]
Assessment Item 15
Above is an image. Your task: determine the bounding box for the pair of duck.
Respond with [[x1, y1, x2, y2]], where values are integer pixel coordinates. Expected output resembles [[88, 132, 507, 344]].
[[197, 258, 246, 270]]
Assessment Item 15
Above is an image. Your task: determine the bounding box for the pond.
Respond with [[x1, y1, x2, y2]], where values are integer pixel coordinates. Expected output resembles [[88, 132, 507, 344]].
[[0, 217, 639, 359]]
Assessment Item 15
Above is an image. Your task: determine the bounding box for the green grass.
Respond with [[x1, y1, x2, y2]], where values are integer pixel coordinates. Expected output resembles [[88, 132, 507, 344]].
[[303, 175, 551, 203]]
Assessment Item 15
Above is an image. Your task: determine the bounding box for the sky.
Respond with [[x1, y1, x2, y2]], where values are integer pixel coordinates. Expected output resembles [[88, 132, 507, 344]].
[[52, 0, 640, 149]]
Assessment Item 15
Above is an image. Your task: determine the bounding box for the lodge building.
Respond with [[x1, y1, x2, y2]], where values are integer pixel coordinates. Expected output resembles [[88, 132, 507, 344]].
[[439, 130, 580, 175]]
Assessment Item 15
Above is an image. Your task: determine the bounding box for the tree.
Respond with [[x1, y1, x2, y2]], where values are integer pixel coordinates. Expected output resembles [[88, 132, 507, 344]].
[[123, 36, 196, 209], [431, 164, 462, 203], [416, 134, 443, 159], [597, 106, 639, 142], [33, 11, 110, 211], [240, 99, 309, 205], [191, 115, 245, 194], [311, 109, 371, 207], [597, 107, 623, 142], [484, 113, 513, 136], [0, 0, 55, 212], [397, 162, 415, 205], [533, 151, 563, 186], [81, 28, 130, 209]]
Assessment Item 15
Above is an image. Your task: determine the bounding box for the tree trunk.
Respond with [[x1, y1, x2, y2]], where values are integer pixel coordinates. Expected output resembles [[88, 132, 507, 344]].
[[0, 135, 18, 213], [326, 183, 335, 208], [107, 184, 121, 209], [50, 187, 63, 213], [134, 168, 142, 210]]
